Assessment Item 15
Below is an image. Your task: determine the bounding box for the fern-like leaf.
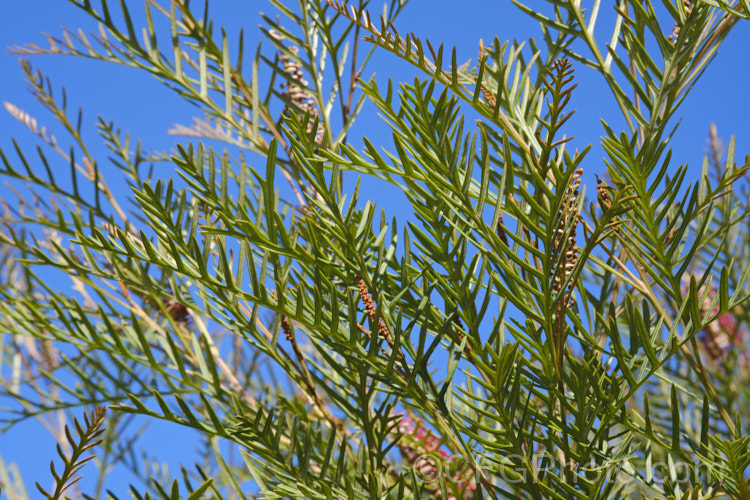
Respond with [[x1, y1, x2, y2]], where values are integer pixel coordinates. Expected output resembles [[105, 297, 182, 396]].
[[36, 407, 107, 500]]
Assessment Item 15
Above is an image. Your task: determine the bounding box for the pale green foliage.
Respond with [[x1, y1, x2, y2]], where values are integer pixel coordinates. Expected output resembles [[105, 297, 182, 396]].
[[1, 0, 750, 499], [36, 407, 108, 500]]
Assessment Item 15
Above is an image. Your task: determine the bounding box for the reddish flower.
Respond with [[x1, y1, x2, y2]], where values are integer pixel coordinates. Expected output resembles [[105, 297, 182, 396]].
[[164, 297, 191, 324], [395, 412, 477, 499], [682, 275, 747, 366]]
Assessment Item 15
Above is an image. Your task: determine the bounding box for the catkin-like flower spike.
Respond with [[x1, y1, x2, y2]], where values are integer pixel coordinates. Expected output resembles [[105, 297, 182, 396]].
[[480, 85, 497, 109], [354, 274, 413, 376], [280, 315, 293, 342], [595, 174, 612, 210], [355, 274, 391, 340], [270, 290, 294, 342], [269, 30, 324, 145], [475, 39, 496, 109], [668, 1, 694, 45], [596, 173, 623, 236], [452, 314, 463, 330], [551, 168, 583, 308]]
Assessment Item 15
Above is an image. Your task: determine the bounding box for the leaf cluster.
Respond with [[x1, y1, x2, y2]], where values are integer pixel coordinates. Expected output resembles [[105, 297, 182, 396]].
[[1, 0, 750, 499]]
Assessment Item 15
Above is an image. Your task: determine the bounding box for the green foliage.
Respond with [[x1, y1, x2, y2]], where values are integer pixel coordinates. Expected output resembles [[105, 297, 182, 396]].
[[1, 0, 750, 498], [37, 407, 107, 500]]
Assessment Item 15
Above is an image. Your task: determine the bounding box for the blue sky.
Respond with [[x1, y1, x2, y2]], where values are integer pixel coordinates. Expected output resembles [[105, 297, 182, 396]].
[[1, 0, 750, 497]]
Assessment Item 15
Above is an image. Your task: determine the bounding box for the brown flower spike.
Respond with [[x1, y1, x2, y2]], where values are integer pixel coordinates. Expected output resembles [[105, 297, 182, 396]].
[[595, 174, 612, 210], [269, 29, 324, 144], [668, 1, 694, 45], [356, 274, 391, 340], [551, 168, 582, 308]]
